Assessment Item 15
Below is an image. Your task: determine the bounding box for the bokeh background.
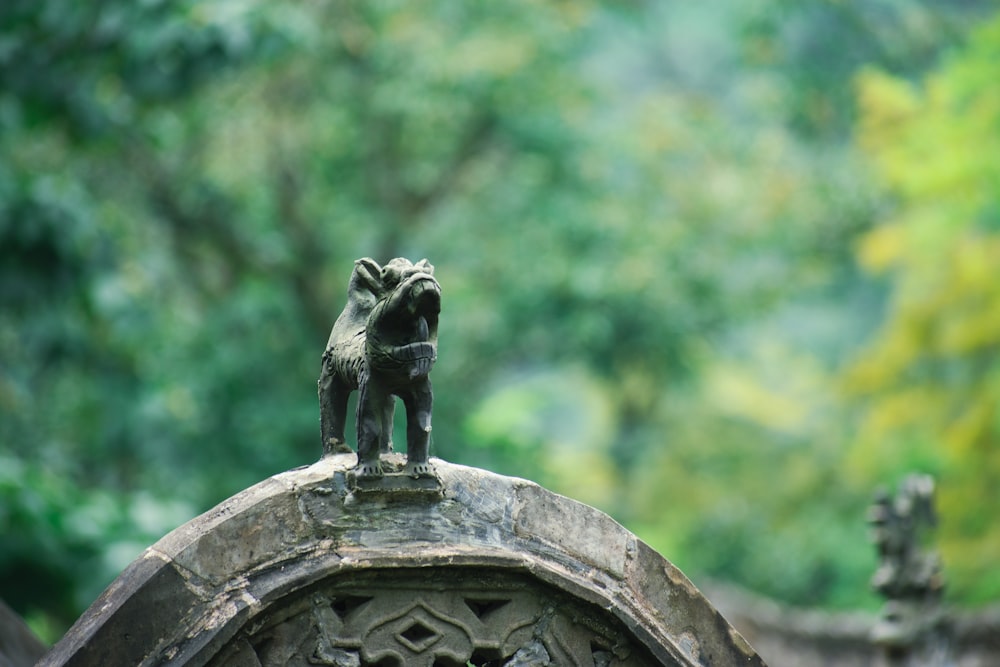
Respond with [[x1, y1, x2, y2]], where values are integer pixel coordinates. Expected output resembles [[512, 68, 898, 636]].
[[3, 0, 999, 644]]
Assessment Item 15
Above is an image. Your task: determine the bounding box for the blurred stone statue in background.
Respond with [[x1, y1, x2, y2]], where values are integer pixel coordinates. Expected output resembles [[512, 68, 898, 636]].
[[868, 473, 951, 666]]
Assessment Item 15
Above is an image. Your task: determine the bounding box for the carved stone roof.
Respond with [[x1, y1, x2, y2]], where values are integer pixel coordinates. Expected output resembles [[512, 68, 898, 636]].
[[40, 454, 765, 666]]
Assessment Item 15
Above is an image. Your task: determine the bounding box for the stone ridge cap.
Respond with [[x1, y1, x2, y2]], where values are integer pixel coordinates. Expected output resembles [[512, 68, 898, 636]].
[[145, 454, 564, 579], [278, 453, 632, 530], [150, 453, 696, 595], [276, 452, 546, 489], [174, 452, 615, 525]]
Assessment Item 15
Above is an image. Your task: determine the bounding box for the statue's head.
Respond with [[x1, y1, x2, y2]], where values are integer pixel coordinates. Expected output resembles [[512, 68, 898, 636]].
[[371, 258, 439, 339], [365, 258, 440, 378], [379, 257, 434, 290]]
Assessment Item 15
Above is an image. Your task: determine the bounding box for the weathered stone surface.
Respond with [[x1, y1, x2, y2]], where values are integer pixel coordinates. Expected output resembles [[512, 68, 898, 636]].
[[40, 455, 766, 666], [515, 483, 632, 579], [155, 476, 309, 586], [40, 550, 202, 667]]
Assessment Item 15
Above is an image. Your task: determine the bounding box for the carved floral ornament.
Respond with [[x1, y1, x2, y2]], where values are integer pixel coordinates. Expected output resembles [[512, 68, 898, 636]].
[[211, 569, 654, 667]]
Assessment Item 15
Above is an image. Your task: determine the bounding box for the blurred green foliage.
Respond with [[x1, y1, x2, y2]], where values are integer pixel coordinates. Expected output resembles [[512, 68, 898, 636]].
[[1, 0, 997, 643]]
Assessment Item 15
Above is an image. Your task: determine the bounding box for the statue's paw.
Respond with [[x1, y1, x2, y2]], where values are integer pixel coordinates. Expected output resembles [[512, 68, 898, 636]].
[[355, 460, 384, 479], [405, 460, 435, 479]]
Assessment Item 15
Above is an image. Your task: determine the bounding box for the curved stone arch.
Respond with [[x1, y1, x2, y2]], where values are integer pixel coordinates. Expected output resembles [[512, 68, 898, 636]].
[[41, 454, 764, 666]]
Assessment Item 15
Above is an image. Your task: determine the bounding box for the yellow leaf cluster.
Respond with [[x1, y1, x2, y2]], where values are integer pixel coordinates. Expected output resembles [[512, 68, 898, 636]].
[[849, 12, 1000, 599]]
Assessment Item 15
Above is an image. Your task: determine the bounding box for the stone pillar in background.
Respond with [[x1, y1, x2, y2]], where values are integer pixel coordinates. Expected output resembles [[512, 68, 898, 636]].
[[38, 454, 765, 666], [869, 474, 952, 667]]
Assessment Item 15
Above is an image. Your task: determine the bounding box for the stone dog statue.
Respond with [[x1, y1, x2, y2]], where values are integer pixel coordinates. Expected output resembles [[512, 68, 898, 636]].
[[318, 257, 440, 479]]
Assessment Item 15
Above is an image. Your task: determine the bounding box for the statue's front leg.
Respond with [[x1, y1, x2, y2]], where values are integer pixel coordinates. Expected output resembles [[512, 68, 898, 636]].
[[355, 378, 386, 479], [403, 379, 434, 478]]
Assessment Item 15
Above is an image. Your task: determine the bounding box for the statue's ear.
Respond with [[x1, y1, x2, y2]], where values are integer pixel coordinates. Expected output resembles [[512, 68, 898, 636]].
[[415, 258, 434, 275], [353, 257, 384, 294], [356, 257, 382, 273]]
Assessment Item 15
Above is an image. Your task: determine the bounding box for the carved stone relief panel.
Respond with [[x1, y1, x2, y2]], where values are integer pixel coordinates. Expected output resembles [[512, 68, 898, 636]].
[[209, 568, 657, 667]]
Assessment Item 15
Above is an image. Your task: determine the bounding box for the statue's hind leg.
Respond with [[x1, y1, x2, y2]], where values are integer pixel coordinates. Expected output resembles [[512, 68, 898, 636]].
[[379, 396, 395, 454], [318, 356, 350, 456]]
